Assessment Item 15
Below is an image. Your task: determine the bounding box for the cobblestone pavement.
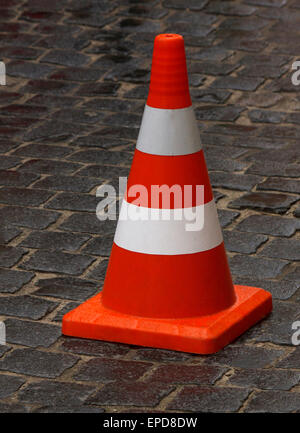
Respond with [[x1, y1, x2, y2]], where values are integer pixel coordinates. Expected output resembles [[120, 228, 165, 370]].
[[0, 0, 299, 414]]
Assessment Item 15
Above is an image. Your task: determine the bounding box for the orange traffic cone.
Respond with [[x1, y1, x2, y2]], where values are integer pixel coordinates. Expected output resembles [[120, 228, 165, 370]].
[[62, 34, 272, 354]]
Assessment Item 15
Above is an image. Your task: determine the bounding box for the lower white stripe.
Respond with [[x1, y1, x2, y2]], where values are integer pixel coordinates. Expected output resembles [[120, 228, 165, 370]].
[[136, 105, 202, 156], [114, 199, 223, 255]]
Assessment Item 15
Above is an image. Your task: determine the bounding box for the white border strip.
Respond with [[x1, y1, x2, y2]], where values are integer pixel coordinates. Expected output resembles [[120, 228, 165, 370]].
[[114, 199, 223, 255], [136, 105, 202, 156]]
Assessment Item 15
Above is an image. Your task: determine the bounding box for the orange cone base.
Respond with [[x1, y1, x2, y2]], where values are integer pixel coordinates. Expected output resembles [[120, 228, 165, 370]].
[[62, 285, 272, 354]]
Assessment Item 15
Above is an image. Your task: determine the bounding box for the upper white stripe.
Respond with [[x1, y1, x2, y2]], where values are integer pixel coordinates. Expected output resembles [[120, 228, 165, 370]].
[[136, 105, 202, 156], [114, 199, 223, 255]]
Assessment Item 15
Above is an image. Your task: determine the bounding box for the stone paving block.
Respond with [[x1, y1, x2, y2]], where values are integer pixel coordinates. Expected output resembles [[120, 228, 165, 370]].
[[20, 250, 95, 276], [13, 143, 72, 159], [228, 369, 300, 391], [0, 226, 22, 244], [82, 235, 113, 257], [19, 159, 81, 175], [0, 346, 8, 358], [191, 88, 231, 104], [246, 0, 287, 6], [0, 90, 22, 105], [45, 192, 98, 213], [244, 145, 300, 163], [76, 82, 120, 97], [81, 97, 141, 113], [210, 76, 264, 91], [0, 348, 79, 378], [206, 123, 258, 136], [223, 230, 268, 254], [276, 349, 300, 369], [36, 33, 89, 50], [217, 209, 240, 228], [61, 338, 130, 358], [0, 295, 58, 319], [248, 109, 286, 123], [66, 135, 127, 153], [167, 386, 250, 412], [53, 108, 106, 125], [49, 67, 105, 82], [190, 46, 232, 62], [0, 156, 22, 169], [0, 139, 18, 153], [163, 0, 208, 9], [206, 156, 247, 172], [206, 2, 256, 16], [77, 164, 129, 179], [23, 119, 87, 142], [244, 301, 300, 345], [52, 302, 80, 322], [103, 112, 142, 128], [20, 231, 90, 252], [0, 206, 60, 229], [74, 358, 152, 383], [18, 380, 96, 406], [258, 239, 300, 261], [202, 345, 283, 369], [0, 374, 25, 399], [6, 60, 55, 79], [236, 214, 300, 237], [245, 390, 300, 413], [190, 62, 237, 76], [26, 94, 80, 107], [246, 161, 299, 177], [146, 364, 226, 385], [0, 46, 41, 60], [87, 382, 174, 407], [93, 125, 138, 140], [4, 318, 61, 348], [60, 213, 117, 235], [87, 258, 108, 280], [0, 169, 39, 187], [34, 406, 105, 413], [0, 269, 34, 293], [133, 348, 191, 363], [0, 245, 28, 267], [257, 177, 300, 194], [209, 172, 262, 191], [34, 277, 98, 301], [21, 79, 76, 96], [0, 402, 29, 413], [0, 115, 38, 128], [229, 254, 288, 278], [237, 92, 283, 108], [229, 192, 298, 214], [195, 105, 243, 121], [68, 149, 133, 166], [233, 276, 299, 300], [0, 187, 53, 206]]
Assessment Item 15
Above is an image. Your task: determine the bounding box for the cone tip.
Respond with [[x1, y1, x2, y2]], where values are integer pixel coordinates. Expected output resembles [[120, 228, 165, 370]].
[[147, 33, 192, 110]]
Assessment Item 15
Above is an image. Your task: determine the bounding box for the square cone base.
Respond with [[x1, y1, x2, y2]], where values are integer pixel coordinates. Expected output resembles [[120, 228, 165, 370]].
[[62, 285, 272, 354]]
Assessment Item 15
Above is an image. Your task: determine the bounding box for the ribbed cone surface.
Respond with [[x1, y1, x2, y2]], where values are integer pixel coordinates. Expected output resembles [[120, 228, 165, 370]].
[[147, 33, 192, 109]]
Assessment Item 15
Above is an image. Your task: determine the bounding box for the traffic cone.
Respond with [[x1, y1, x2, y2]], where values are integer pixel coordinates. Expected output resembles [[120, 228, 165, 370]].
[[62, 34, 272, 354]]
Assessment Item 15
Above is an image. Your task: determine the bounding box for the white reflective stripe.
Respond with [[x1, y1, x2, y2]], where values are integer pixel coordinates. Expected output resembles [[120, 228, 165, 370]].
[[114, 199, 223, 255], [136, 105, 202, 156]]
